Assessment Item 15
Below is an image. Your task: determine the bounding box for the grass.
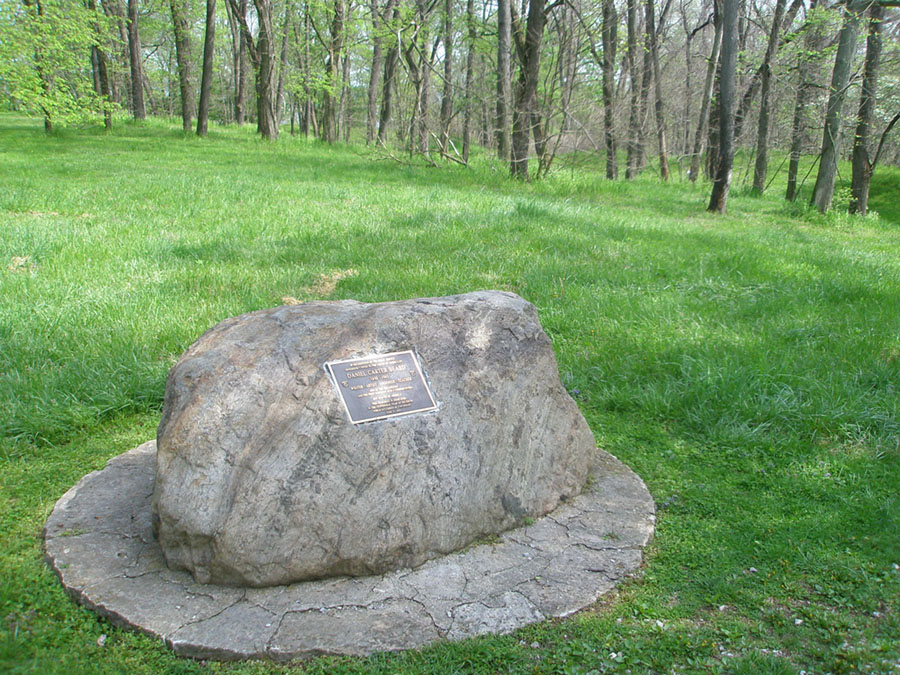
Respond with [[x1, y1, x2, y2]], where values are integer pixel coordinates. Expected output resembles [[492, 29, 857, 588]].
[[2, 114, 900, 673]]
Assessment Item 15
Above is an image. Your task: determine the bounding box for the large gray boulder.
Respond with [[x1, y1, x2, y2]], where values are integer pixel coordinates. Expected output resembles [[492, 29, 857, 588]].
[[153, 291, 595, 587]]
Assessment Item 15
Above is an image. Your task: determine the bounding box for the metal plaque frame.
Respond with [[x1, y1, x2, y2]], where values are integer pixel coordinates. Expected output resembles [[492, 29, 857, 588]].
[[325, 350, 438, 424]]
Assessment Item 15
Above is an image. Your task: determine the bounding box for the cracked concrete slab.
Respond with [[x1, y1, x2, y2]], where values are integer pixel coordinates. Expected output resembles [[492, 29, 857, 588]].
[[44, 440, 655, 662]]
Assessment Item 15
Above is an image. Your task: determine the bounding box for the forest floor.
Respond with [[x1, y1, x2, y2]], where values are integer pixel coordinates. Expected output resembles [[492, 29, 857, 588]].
[[2, 115, 900, 674]]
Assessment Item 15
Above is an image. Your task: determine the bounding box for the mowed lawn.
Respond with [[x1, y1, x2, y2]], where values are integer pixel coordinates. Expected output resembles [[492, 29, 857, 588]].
[[1, 115, 899, 673]]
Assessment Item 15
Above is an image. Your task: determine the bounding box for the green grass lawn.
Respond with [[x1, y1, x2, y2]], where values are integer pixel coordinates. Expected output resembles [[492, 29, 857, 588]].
[[2, 115, 899, 673]]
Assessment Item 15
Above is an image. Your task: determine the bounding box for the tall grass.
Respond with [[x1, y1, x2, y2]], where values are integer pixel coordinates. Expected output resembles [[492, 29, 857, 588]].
[[1, 115, 899, 673]]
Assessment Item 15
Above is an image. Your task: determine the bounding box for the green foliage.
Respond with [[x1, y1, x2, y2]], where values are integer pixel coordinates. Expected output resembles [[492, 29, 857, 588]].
[[0, 0, 115, 128], [2, 117, 900, 673]]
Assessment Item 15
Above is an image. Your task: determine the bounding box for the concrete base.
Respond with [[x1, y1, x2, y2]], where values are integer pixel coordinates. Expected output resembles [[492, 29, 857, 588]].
[[44, 441, 654, 661]]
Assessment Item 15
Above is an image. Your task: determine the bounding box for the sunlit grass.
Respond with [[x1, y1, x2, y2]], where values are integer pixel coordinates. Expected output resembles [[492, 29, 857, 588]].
[[1, 114, 899, 673]]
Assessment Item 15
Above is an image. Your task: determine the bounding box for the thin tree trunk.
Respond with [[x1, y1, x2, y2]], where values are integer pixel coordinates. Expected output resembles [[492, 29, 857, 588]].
[[439, 0, 454, 155], [88, 0, 113, 129], [169, 0, 194, 132], [197, 0, 216, 135], [496, 0, 512, 161], [849, 2, 884, 215], [276, 5, 291, 125], [602, 0, 618, 179], [340, 50, 351, 142], [366, 0, 383, 144], [377, 0, 400, 144], [708, 0, 737, 213], [811, 0, 865, 213], [625, 0, 641, 179], [785, 0, 822, 200], [751, 0, 787, 194], [322, 0, 345, 143], [510, 0, 547, 180], [127, 0, 146, 119], [648, 0, 669, 181], [462, 0, 475, 162]]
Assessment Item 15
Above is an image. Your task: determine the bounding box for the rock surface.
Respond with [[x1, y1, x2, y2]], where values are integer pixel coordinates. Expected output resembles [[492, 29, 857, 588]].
[[45, 441, 655, 661], [153, 291, 596, 587]]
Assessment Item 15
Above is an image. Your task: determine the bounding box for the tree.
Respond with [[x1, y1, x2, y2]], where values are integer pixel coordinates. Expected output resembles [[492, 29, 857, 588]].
[[510, 0, 548, 180], [689, 1, 721, 183], [750, 0, 787, 194], [1, 0, 112, 132], [708, 0, 737, 213], [321, 0, 345, 143], [647, 0, 670, 181], [227, 0, 279, 139], [126, 0, 145, 119], [601, 0, 618, 178], [496, 0, 512, 160], [810, 0, 866, 213], [849, 1, 887, 215], [196, 0, 216, 136], [377, 0, 400, 145], [366, 0, 384, 144], [439, 0, 454, 156], [168, 0, 194, 132], [786, 0, 826, 202]]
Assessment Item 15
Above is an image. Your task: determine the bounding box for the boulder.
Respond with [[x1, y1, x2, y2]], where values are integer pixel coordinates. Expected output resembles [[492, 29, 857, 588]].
[[152, 291, 595, 587]]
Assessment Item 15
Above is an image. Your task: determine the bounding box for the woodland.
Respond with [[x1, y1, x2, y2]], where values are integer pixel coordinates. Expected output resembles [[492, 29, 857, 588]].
[[2, 0, 899, 215]]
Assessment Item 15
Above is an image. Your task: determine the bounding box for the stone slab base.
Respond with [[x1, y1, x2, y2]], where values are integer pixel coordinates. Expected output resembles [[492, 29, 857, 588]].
[[43, 441, 655, 661]]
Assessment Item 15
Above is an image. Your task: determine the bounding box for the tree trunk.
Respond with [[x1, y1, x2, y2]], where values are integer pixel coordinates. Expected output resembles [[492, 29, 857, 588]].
[[708, 0, 737, 213], [462, 0, 475, 162], [366, 0, 383, 144], [849, 2, 884, 215], [87, 0, 113, 130], [625, 0, 641, 179], [496, 0, 512, 161], [197, 0, 216, 136], [439, 0, 454, 156], [785, 0, 822, 201], [276, 5, 291, 125], [510, 0, 548, 180], [601, 0, 618, 179], [340, 50, 351, 142], [751, 0, 787, 194], [377, 0, 400, 145], [811, 0, 865, 213], [322, 0, 345, 143], [127, 0, 146, 119], [647, 0, 669, 181], [691, 6, 721, 182], [169, 0, 194, 132]]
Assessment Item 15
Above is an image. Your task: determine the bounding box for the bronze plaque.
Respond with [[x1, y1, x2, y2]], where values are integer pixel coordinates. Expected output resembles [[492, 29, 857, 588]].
[[325, 350, 438, 424]]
